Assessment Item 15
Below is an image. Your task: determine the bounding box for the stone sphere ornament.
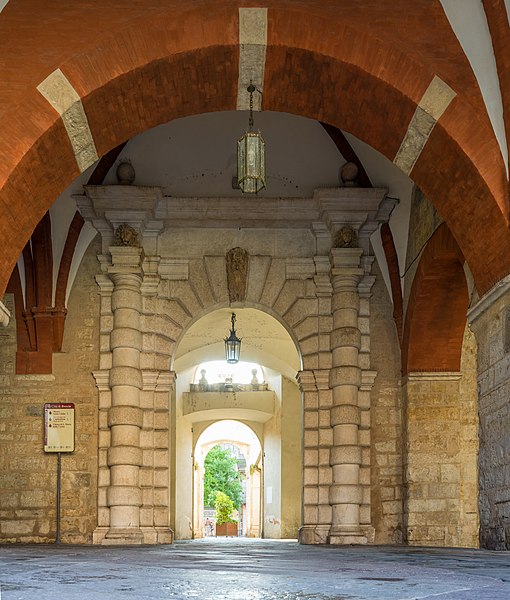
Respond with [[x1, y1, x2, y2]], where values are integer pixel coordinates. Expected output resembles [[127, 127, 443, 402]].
[[116, 160, 136, 185], [340, 161, 359, 187]]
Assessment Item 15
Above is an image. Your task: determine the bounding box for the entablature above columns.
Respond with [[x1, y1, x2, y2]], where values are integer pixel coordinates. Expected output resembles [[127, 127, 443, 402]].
[[74, 185, 395, 245]]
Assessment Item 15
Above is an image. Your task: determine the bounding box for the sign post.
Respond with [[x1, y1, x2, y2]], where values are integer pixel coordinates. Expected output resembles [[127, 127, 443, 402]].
[[44, 403, 75, 544]]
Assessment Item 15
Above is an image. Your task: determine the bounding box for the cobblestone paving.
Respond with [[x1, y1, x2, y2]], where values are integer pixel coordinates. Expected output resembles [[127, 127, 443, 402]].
[[1, 538, 509, 599]]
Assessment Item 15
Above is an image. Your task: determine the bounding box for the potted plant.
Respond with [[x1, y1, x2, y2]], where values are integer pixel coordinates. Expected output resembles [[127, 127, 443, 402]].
[[214, 491, 238, 537]]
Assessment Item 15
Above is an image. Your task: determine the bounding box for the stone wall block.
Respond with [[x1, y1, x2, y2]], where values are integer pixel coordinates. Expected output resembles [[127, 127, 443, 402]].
[[294, 316, 319, 342], [154, 450, 168, 468], [304, 487, 319, 505], [112, 348, 140, 368], [304, 430, 319, 448], [188, 259, 216, 307], [303, 392, 319, 411], [273, 280, 305, 316], [302, 354, 319, 370], [110, 465, 139, 486], [333, 424, 358, 445], [98, 430, 111, 448], [108, 406, 144, 428], [246, 255, 272, 303], [333, 308, 359, 329], [332, 291, 359, 311], [109, 366, 143, 389], [100, 335, 111, 353], [330, 366, 361, 387], [140, 507, 154, 527], [319, 409, 331, 427], [156, 299, 191, 330], [284, 298, 318, 329], [111, 424, 141, 448], [303, 506, 318, 525], [259, 259, 286, 308], [107, 446, 143, 467], [330, 485, 363, 505], [304, 411, 319, 428], [304, 466, 319, 486], [299, 336, 319, 356], [111, 328, 142, 351], [203, 256, 229, 303], [107, 486, 142, 507], [333, 464, 359, 485], [304, 449, 319, 467], [332, 346, 359, 366], [161, 281, 196, 317], [330, 405, 360, 426], [319, 429, 333, 448], [330, 445, 362, 464], [112, 289, 142, 312], [318, 466, 332, 485], [330, 327, 361, 350]]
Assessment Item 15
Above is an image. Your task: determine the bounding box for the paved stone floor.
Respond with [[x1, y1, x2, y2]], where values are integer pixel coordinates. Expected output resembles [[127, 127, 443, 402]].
[[1, 538, 510, 599]]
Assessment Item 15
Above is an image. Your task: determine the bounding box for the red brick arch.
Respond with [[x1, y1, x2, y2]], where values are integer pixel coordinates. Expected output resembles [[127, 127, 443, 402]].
[[0, 1, 509, 297], [402, 223, 469, 374]]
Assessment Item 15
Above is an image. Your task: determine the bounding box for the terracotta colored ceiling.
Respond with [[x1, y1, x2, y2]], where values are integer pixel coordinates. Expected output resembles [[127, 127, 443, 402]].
[[402, 223, 469, 374], [0, 0, 508, 297]]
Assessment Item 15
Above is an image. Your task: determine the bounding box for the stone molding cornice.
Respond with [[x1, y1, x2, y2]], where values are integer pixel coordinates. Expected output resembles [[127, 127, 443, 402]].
[[92, 369, 111, 391], [360, 370, 378, 391], [296, 370, 317, 392], [404, 371, 462, 383], [467, 274, 510, 325], [143, 370, 176, 392]]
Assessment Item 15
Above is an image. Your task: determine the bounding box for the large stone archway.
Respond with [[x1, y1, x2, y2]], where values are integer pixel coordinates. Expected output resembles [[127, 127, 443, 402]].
[[78, 181, 398, 545]]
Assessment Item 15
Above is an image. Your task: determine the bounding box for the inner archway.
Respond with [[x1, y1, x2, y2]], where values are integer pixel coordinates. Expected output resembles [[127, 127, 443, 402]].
[[194, 420, 262, 538], [171, 307, 302, 540]]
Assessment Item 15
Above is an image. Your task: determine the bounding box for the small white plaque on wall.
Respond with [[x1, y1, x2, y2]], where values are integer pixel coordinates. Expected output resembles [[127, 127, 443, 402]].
[[266, 486, 272, 504]]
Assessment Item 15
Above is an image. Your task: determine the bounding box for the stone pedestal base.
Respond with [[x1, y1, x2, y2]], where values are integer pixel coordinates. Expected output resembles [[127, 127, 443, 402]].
[[93, 526, 174, 545], [142, 527, 174, 545], [329, 526, 368, 545], [298, 525, 330, 545], [102, 527, 145, 545]]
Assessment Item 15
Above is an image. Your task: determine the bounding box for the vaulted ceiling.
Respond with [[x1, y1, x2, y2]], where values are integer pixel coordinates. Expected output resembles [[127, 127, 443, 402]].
[[0, 0, 509, 302]]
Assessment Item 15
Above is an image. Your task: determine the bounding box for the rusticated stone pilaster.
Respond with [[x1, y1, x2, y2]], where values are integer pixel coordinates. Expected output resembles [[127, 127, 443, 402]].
[[328, 247, 367, 544]]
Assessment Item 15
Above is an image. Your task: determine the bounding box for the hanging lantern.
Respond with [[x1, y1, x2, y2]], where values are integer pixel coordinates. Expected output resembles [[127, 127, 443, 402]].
[[237, 83, 266, 194], [224, 312, 242, 364]]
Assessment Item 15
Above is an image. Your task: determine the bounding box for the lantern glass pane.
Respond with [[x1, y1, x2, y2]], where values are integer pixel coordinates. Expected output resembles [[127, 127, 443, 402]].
[[237, 132, 265, 194], [225, 339, 241, 364]]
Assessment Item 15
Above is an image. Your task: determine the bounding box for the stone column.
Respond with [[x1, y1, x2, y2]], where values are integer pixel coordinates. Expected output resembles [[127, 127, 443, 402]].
[[298, 370, 323, 543], [329, 247, 367, 544], [103, 246, 144, 544], [139, 370, 174, 544]]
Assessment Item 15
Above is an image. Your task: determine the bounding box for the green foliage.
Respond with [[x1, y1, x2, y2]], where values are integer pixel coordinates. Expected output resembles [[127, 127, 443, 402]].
[[203, 445, 243, 509], [213, 490, 237, 525]]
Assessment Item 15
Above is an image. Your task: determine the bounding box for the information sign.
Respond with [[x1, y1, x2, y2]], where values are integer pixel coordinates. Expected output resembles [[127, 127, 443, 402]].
[[44, 403, 75, 452]]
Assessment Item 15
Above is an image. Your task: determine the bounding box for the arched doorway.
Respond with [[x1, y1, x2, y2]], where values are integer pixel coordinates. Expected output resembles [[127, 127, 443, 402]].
[[171, 307, 303, 540], [194, 420, 262, 538]]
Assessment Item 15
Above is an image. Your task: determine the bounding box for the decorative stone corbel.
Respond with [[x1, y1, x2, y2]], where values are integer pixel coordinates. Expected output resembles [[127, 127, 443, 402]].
[[315, 187, 398, 257], [74, 185, 164, 254]]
